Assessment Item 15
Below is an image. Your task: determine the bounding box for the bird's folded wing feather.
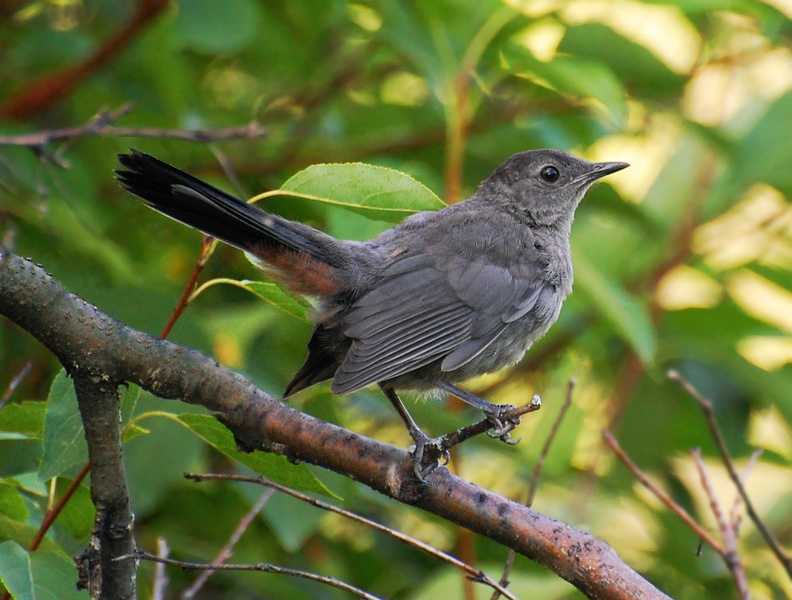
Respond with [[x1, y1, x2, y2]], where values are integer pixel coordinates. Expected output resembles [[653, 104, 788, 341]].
[[331, 251, 547, 394]]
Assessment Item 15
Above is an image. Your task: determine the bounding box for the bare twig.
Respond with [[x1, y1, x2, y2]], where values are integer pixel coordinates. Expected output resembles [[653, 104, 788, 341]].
[[159, 237, 216, 340], [0, 461, 93, 600], [492, 379, 576, 600], [527, 380, 575, 507], [691, 449, 750, 599], [668, 370, 792, 577], [181, 489, 275, 599], [0, 361, 32, 410], [0, 0, 169, 119], [0, 105, 267, 149], [438, 395, 542, 451], [126, 549, 386, 600], [185, 472, 521, 600], [603, 431, 726, 557], [30, 462, 91, 553], [730, 449, 763, 535], [152, 537, 170, 600], [208, 145, 249, 199]]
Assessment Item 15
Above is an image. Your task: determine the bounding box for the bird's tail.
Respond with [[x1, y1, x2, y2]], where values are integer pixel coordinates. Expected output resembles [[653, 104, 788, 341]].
[[116, 149, 352, 296]]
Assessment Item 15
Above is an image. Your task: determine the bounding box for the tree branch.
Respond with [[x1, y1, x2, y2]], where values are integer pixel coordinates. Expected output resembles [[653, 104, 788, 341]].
[[72, 374, 136, 600], [0, 0, 170, 119], [0, 247, 672, 600]]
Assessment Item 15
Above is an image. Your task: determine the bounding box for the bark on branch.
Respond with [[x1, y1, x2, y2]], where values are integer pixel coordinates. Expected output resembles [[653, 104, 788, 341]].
[[0, 247, 672, 600]]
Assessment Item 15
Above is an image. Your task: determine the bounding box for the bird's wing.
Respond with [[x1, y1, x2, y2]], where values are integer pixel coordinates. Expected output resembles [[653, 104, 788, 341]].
[[331, 250, 548, 394]]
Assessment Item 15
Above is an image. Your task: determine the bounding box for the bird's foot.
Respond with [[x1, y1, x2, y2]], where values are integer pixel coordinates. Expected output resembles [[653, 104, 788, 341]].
[[408, 430, 450, 482], [484, 403, 523, 445]]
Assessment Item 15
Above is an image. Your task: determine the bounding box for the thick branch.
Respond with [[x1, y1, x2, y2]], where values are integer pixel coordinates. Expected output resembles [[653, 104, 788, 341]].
[[72, 375, 136, 600], [0, 247, 672, 600]]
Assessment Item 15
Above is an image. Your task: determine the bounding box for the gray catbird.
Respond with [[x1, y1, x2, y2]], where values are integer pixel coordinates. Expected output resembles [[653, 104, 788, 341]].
[[117, 148, 627, 477]]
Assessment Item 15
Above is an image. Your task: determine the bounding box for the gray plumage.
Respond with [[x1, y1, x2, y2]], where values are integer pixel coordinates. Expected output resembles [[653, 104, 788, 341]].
[[117, 148, 627, 475]]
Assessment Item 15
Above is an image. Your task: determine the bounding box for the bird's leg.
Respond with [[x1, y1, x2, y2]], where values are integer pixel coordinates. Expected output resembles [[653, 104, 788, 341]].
[[435, 380, 521, 443], [380, 385, 448, 481]]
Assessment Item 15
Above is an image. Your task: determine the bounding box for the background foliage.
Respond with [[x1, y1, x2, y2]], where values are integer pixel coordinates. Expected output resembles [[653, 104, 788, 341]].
[[1, 0, 792, 598]]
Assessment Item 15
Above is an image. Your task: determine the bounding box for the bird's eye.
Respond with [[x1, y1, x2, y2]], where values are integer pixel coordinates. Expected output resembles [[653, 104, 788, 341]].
[[540, 166, 560, 182]]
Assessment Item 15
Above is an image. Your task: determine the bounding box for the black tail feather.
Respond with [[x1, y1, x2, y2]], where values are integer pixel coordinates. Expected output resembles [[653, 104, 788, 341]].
[[116, 149, 346, 267]]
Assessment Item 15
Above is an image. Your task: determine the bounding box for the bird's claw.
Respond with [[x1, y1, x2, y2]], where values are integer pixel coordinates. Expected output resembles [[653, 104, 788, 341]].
[[408, 432, 447, 482], [485, 404, 521, 444]]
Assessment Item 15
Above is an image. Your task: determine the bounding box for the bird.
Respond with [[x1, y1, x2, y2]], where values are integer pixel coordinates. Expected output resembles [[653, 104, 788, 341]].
[[116, 148, 628, 478]]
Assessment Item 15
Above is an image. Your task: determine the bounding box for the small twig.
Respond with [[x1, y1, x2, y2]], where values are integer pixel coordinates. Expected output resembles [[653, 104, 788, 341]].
[[0, 104, 267, 148], [526, 379, 575, 507], [159, 237, 216, 340], [730, 449, 763, 534], [185, 473, 521, 600], [31, 462, 92, 552], [439, 396, 542, 452], [0, 457, 91, 600], [181, 489, 275, 599], [0, 0, 170, 119], [152, 537, 170, 600], [492, 379, 576, 600], [668, 370, 792, 577], [603, 430, 726, 557], [126, 549, 386, 600], [0, 361, 32, 410], [208, 145, 249, 199], [691, 449, 751, 599]]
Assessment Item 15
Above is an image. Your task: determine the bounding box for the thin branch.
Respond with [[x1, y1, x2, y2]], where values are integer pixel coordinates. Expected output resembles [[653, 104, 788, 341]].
[[0, 0, 169, 119], [180, 489, 275, 599], [208, 145, 249, 199], [0, 462, 93, 600], [691, 449, 750, 600], [185, 473, 521, 600], [0, 360, 32, 410], [0, 247, 673, 600], [603, 430, 726, 558], [730, 449, 763, 535], [668, 369, 792, 578], [152, 537, 170, 600], [438, 395, 542, 451], [159, 237, 216, 339], [527, 380, 575, 507], [31, 462, 91, 552], [72, 374, 136, 599], [492, 379, 576, 600], [0, 105, 267, 149], [127, 549, 386, 600]]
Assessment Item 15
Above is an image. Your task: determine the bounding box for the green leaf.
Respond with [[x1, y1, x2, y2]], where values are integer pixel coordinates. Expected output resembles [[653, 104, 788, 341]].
[[0, 541, 86, 600], [51, 478, 93, 541], [120, 384, 140, 427], [502, 40, 627, 126], [279, 163, 445, 222], [39, 372, 85, 482], [0, 517, 61, 555], [558, 23, 686, 98], [573, 252, 656, 365], [120, 424, 149, 443], [38, 374, 136, 482], [236, 281, 311, 322], [174, 0, 263, 54], [0, 402, 46, 439], [727, 89, 792, 198], [261, 491, 324, 552], [0, 483, 27, 522], [175, 414, 334, 497]]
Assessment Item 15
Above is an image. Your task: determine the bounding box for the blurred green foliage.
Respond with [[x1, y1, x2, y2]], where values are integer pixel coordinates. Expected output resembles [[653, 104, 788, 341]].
[[1, 0, 792, 598]]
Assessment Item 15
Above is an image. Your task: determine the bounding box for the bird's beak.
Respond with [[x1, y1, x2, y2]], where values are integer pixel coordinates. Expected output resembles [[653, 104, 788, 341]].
[[576, 161, 630, 186]]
